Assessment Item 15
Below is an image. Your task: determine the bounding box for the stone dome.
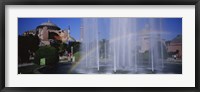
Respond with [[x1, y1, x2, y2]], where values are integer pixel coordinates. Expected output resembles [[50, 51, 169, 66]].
[[40, 20, 57, 26], [36, 20, 61, 30]]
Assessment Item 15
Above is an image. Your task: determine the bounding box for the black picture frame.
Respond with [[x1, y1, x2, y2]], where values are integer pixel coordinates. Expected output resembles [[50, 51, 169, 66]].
[[0, 0, 199, 92]]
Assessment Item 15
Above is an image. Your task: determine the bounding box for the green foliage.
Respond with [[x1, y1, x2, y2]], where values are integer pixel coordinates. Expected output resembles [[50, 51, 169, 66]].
[[58, 43, 67, 56], [74, 52, 81, 62], [40, 58, 46, 65], [66, 42, 81, 54], [34, 46, 59, 66]]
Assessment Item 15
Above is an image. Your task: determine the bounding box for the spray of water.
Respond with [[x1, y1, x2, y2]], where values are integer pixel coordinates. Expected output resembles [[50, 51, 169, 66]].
[[74, 18, 165, 74]]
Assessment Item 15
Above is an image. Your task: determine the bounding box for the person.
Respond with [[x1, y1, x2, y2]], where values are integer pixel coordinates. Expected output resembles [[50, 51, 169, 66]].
[[174, 55, 177, 60], [68, 53, 71, 62], [64, 50, 68, 56]]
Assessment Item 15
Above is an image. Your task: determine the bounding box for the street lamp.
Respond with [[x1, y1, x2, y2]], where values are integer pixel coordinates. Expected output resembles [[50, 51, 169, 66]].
[[71, 46, 73, 56]]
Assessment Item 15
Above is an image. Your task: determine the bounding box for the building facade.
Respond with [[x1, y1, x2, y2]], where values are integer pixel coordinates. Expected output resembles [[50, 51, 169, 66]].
[[166, 35, 182, 59], [23, 20, 76, 46]]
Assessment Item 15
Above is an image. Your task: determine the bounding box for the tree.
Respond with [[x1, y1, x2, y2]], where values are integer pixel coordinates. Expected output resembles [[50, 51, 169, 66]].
[[18, 34, 40, 64]]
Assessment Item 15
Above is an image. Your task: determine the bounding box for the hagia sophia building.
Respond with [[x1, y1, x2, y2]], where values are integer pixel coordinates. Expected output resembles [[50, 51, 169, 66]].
[[23, 20, 76, 46]]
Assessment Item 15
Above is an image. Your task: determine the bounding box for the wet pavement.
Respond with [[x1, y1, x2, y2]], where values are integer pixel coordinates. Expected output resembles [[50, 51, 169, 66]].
[[38, 62, 73, 74], [40, 62, 181, 74], [19, 61, 182, 74], [161, 62, 182, 74]]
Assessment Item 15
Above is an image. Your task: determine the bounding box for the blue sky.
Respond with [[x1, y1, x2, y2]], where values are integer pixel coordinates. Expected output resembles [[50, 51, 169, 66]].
[[18, 18, 182, 41]]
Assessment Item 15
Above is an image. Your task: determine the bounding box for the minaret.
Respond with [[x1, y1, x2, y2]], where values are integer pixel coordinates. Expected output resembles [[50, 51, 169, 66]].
[[67, 25, 70, 39], [68, 25, 70, 34]]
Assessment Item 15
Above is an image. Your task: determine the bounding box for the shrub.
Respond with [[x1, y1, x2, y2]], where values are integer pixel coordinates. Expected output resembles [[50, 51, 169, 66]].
[[74, 51, 81, 62], [66, 42, 81, 54], [34, 46, 59, 66]]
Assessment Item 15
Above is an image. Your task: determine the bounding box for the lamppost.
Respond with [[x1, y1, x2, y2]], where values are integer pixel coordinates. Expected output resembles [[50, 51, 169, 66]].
[[71, 46, 73, 56], [71, 46, 74, 62]]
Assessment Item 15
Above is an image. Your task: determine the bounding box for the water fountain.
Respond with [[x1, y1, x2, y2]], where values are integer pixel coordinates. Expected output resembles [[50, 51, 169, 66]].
[[73, 18, 165, 74]]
